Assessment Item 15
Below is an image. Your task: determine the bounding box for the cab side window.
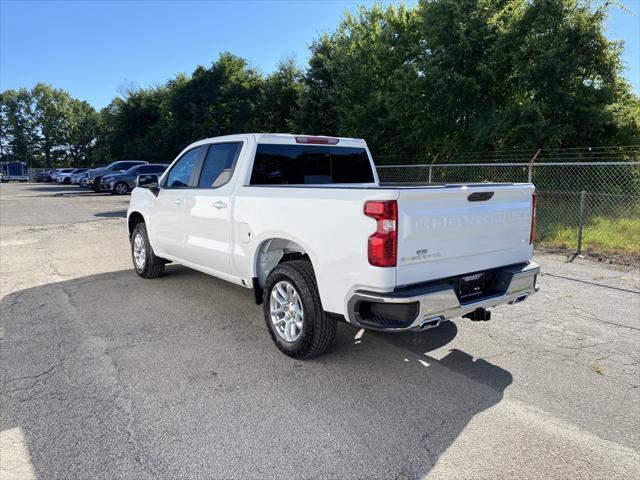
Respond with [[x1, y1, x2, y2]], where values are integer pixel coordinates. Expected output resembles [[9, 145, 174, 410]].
[[139, 165, 161, 174], [165, 147, 204, 188], [118, 162, 138, 171], [198, 143, 241, 188]]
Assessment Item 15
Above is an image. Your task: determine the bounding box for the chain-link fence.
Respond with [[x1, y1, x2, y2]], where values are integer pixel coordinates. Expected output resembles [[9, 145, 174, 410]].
[[375, 146, 640, 262]]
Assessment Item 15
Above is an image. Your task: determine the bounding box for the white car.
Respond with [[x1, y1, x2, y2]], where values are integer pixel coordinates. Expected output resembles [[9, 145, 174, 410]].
[[56, 168, 88, 184], [127, 134, 539, 358], [50, 168, 75, 182], [71, 171, 89, 184]]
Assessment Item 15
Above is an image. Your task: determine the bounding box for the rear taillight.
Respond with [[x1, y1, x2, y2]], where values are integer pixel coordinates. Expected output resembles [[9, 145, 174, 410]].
[[530, 192, 537, 244], [364, 200, 398, 267]]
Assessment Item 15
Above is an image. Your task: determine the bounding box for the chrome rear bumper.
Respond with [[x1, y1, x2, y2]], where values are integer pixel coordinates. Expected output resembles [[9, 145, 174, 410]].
[[347, 262, 540, 332]]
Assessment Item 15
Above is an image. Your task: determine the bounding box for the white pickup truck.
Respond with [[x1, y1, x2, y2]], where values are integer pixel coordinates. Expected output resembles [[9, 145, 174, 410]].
[[127, 134, 539, 358]]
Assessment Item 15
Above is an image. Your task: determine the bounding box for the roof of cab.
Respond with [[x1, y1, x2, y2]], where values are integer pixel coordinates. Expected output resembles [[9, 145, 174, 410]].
[[189, 133, 368, 149]]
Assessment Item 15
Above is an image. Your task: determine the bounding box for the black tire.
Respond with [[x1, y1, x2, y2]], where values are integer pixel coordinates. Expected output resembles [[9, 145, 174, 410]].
[[92, 176, 102, 192], [263, 260, 336, 359], [63, 177, 71, 184], [130, 223, 165, 279]]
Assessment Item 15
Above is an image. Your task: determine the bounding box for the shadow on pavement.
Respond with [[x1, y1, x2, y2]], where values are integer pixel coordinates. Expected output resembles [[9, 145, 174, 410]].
[[94, 210, 128, 218], [0, 266, 511, 479], [23, 184, 91, 194]]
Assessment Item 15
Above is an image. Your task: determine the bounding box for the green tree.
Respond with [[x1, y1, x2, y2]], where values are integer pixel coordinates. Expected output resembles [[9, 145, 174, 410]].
[[32, 83, 71, 167], [65, 99, 98, 167], [0, 88, 36, 164], [260, 58, 303, 133], [169, 53, 263, 150], [298, 35, 340, 136], [0, 94, 10, 161], [102, 87, 167, 161], [299, 0, 639, 155], [470, 0, 640, 149]]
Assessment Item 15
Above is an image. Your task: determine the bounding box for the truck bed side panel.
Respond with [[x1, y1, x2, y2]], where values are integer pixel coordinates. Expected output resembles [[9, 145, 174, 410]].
[[233, 186, 399, 314]]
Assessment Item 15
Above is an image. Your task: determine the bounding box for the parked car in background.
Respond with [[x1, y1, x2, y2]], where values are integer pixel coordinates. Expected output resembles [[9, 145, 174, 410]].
[[35, 170, 56, 182], [0, 161, 29, 181], [71, 171, 89, 185], [87, 160, 147, 192], [128, 133, 539, 358], [99, 164, 168, 195], [50, 168, 76, 183], [56, 168, 89, 184]]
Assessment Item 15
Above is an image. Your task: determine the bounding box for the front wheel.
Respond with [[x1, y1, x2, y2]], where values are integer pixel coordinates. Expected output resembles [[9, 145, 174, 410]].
[[131, 223, 165, 279], [263, 260, 336, 359]]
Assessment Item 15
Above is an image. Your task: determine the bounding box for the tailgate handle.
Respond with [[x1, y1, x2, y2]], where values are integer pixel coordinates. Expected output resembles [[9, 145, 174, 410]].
[[468, 192, 494, 202]]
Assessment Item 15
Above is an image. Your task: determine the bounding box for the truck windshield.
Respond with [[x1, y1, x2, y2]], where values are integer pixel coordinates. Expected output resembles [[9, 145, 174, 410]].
[[250, 144, 375, 185]]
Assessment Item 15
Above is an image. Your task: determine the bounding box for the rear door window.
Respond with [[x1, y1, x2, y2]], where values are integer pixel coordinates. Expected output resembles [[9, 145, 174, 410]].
[[249, 144, 374, 185], [198, 143, 242, 188]]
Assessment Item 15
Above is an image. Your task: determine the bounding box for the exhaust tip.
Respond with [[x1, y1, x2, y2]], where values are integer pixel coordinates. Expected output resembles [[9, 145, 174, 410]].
[[511, 293, 529, 304], [419, 316, 443, 330]]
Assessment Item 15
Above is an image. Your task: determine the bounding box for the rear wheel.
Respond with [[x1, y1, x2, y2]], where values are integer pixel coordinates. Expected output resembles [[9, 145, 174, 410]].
[[263, 260, 336, 358], [114, 182, 129, 195], [131, 223, 165, 279]]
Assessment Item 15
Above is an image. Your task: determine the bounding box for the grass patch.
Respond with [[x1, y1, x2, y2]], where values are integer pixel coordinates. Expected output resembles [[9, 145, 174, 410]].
[[537, 215, 640, 254]]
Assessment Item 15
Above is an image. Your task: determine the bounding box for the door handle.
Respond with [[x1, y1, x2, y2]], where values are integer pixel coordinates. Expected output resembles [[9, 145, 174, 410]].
[[213, 201, 227, 209], [174, 198, 183, 206]]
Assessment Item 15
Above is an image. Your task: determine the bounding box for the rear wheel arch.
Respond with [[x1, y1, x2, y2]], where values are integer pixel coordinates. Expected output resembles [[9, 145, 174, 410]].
[[253, 238, 314, 304]]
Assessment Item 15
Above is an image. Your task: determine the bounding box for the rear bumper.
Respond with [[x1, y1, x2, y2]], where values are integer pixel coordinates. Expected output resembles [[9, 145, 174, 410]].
[[347, 261, 540, 332]]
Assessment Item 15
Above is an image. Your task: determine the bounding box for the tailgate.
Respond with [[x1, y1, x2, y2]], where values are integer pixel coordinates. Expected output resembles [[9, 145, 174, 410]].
[[396, 184, 534, 286]]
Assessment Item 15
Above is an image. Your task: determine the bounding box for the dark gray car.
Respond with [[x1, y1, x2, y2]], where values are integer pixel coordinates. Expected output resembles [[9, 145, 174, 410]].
[[99, 164, 169, 195], [87, 160, 148, 191]]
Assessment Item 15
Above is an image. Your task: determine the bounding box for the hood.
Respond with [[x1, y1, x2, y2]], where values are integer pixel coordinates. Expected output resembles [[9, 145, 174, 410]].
[[102, 172, 128, 182]]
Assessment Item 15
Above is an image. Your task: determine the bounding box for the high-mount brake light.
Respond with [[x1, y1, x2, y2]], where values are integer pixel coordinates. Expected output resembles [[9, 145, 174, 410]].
[[530, 192, 537, 244], [364, 200, 398, 267], [295, 136, 339, 145]]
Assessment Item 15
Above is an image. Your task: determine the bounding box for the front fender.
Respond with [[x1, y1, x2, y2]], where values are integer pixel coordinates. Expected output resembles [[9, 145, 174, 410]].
[[127, 188, 157, 248]]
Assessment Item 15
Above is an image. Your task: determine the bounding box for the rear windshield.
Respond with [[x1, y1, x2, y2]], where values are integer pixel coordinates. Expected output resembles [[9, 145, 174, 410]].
[[250, 144, 374, 185]]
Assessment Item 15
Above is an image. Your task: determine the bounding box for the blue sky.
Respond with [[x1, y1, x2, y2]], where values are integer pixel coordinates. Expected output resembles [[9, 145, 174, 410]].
[[1, 0, 638, 109]]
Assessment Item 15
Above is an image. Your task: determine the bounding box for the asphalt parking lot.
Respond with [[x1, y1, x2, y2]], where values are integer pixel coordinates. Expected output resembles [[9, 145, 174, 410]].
[[1, 182, 639, 479]]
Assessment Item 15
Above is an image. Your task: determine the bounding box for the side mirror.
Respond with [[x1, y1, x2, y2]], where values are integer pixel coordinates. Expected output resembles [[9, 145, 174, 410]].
[[137, 174, 159, 194]]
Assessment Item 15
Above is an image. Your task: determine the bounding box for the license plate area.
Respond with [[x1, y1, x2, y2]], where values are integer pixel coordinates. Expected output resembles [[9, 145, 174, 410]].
[[458, 273, 486, 301], [446, 270, 503, 303]]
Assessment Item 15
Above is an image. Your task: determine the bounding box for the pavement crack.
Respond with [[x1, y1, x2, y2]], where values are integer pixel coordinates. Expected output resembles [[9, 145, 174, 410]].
[[566, 301, 640, 332], [6, 362, 63, 383], [104, 348, 159, 479]]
